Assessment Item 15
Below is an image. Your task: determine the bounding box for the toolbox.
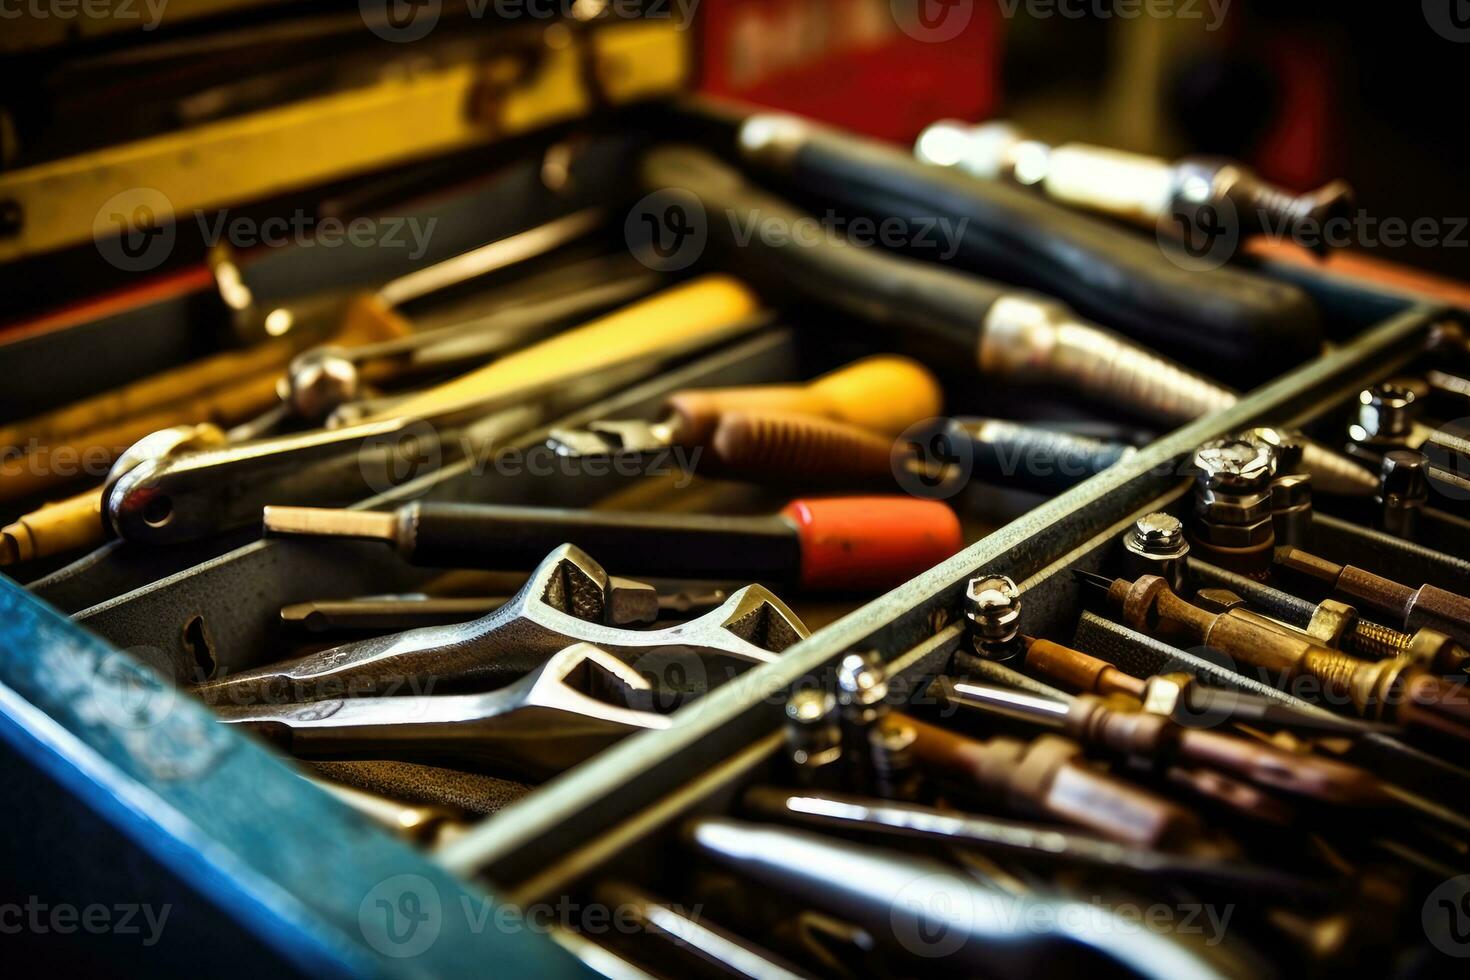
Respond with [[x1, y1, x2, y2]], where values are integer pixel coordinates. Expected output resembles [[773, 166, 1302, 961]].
[[2, 4, 1468, 977]]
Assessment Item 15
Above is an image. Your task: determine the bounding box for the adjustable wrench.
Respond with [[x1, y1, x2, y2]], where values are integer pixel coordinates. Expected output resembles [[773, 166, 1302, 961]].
[[216, 643, 672, 780], [193, 544, 809, 706]]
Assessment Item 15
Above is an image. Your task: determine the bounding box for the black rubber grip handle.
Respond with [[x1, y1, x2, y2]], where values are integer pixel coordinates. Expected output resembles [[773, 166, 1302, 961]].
[[776, 126, 1322, 384], [407, 502, 799, 580], [949, 419, 1132, 497], [640, 145, 1007, 358]]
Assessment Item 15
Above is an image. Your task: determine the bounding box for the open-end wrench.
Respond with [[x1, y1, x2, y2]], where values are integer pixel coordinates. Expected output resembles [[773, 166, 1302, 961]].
[[215, 643, 672, 780], [192, 544, 809, 706]]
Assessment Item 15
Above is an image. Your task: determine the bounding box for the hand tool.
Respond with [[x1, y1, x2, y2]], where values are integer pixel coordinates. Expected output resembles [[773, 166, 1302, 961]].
[[730, 109, 1323, 382], [935, 676, 1386, 806], [0, 302, 412, 506], [1075, 569, 1470, 741], [228, 265, 663, 441], [547, 355, 943, 455], [0, 422, 227, 566], [1274, 547, 1470, 648], [640, 144, 1369, 496], [279, 587, 729, 636], [740, 787, 1334, 900], [901, 712, 1201, 849], [230, 207, 607, 345], [964, 574, 1023, 662], [1021, 636, 1397, 737], [378, 274, 761, 421], [216, 643, 673, 780], [104, 278, 770, 546], [916, 119, 1353, 252], [686, 818, 1241, 980], [192, 544, 808, 706], [1121, 513, 1191, 593], [592, 882, 813, 980], [1190, 558, 1470, 671], [947, 418, 1137, 496], [260, 496, 963, 592]]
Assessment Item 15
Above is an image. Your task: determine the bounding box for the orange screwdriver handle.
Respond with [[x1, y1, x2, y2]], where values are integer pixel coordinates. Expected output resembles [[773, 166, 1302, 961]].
[[781, 496, 961, 592], [665, 355, 942, 445]]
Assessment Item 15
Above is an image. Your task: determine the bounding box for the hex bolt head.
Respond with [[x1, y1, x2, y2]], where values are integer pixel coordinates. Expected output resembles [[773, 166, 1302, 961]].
[[1193, 437, 1275, 494], [1127, 513, 1186, 556], [1379, 450, 1429, 504], [1243, 426, 1305, 476], [966, 574, 1022, 649]]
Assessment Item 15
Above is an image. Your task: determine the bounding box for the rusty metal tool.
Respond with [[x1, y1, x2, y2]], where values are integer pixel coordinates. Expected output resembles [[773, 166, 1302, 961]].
[[1275, 546, 1470, 648], [900, 712, 1201, 850], [192, 544, 808, 706], [216, 643, 673, 780], [1022, 636, 1396, 737], [260, 496, 962, 592], [935, 676, 1386, 806], [1075, 569, 1470, 741]]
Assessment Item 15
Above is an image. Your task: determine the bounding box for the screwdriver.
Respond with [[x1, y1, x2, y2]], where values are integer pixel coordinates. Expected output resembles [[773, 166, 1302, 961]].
[[731, 108, 1323, 382], [1022, 636, 1394, 738], [1275, 546, 1470, 648], [642, 145, 1371, 497], [547, 355, 943, 454], [1075, 569, 1470, 742], [916, 119, 1353, 252], [262, 496, 963, 592], [935, 676, 1386, 806]]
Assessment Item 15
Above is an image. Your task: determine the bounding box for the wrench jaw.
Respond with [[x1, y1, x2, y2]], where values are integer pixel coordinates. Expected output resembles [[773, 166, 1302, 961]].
[[716, 584, 810, 657], [214, 644, 671, 781], [535, 544, 614, 623]]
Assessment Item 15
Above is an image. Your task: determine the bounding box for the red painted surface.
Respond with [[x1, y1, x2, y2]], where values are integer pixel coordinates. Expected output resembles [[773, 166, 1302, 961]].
[[783, 496, 964, 591]]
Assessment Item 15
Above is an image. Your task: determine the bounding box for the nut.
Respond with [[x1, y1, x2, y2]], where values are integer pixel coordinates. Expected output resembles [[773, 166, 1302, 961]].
[[1193, 437, 1275, 494], [966, 575, 1022, 646], [1403, 629, 1469, 674], [1194, 488, 1273, 525], [1140, 674, 1187, 719], [1306, 600, 1359, 648], [1243, 427, 1305, 475], [1351, 383, 1417, 443], [1194, 514, 1274, 549], [1270, 473, 1312, 510], [1126, 513, 1187, 558], [1379, 450, 1429, 505]]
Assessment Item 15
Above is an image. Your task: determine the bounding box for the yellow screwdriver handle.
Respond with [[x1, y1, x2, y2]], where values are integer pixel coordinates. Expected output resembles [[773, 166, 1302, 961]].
[[665, 355, 943, 444], [381, 275, 762, 420]]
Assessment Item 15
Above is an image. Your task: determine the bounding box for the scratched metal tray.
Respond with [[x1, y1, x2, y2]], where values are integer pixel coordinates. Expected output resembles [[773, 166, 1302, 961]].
[[0, 204, 1458, 974]]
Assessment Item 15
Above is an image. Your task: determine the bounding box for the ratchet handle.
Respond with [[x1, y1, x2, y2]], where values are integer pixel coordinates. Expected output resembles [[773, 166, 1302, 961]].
[[666, 355, 942, 443], [748, 115, 1322, 382]]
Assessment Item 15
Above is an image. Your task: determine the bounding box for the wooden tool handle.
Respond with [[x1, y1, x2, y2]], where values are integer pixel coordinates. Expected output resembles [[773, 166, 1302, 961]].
[[666, 355, 941, 444], [382, 276, 762, 420], [708, 411, 896, 482]]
